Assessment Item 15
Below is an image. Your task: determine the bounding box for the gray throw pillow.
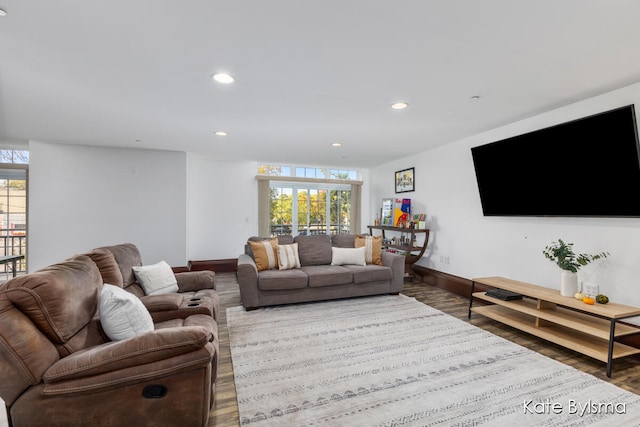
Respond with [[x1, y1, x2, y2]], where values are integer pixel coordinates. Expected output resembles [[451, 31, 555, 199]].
[[294, 234, 332, 266]]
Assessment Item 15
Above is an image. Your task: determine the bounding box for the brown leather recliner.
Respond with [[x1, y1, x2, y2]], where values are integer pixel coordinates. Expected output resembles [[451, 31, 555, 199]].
[[0, 255, 217, 427], [88, 243, 220, 323]]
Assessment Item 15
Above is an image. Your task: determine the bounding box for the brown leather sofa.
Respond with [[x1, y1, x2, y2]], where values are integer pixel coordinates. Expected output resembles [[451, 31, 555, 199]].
[[89, 243, 220, 323], [0, 245, 219, 427]]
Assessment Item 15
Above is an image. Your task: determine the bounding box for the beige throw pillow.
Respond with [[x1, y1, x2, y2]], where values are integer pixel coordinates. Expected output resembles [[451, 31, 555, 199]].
[[331, 247, 366, 266], [277, 243, 301, 270], [248, 238, 279, 271], [355, 235, 383, 265], [132, 260, 179, 295], [99, 284, 154, 341]]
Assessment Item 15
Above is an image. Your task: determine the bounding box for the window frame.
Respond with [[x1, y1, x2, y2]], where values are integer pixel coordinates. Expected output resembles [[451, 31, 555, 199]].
[[257, 175, 362, 238]]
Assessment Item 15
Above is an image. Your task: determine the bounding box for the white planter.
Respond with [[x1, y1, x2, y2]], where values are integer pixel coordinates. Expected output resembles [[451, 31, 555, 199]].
[[560, 270, 578, 297]]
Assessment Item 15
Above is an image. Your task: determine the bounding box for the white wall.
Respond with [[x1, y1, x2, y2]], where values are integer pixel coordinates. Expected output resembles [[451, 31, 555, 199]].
[[29, 142, 188, 269], [370, 81, 640, 310], [186, 157, 370, 257], [187, 155, 257, 260], [27, 144, 366, 269]]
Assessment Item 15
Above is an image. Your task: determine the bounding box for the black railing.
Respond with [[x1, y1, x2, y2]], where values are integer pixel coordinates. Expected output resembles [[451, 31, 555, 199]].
[[270, 224, 350, 236], [0, 233, 27, 278]]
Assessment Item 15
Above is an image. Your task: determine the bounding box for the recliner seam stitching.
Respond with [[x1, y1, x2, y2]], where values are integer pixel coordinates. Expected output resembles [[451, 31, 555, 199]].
[[44, 336, 208, 380]]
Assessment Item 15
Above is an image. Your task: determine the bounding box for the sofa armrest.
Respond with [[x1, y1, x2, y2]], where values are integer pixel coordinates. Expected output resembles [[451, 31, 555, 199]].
[[382, 251, 405, 291], [138, 293, 184, 312], [175, 270, 216, 292], [43, 326, 213, 384], [237, 254, 260, 309]]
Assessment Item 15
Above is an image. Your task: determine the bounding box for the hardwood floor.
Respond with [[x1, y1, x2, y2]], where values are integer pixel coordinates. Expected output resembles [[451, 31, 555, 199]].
[[208, 273, 640, 426]]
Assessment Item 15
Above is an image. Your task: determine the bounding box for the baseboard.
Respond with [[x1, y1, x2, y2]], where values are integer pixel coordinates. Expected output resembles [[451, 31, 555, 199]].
[[188, 258, 238, 273], [412, 265, 494, 297]]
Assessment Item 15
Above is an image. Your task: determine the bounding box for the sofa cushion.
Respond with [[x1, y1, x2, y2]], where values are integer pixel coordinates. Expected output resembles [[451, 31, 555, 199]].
[[342, 264, 393, 284], [174, 270, 216, 292], [85, 248, 124, 287], [276, 235, 294, 245], [277, 243, 301, 270], [331, 234, 355, 248], [2, 255, 102, 345], [355, 235, 383, 265], [331, 247, 366, 266], [140, 289, 220, 322], [132, 261, 180, 295], [248, 238, 279, 271], [258, 269, 308, 290], [99, 284, 154, 341], [43, 325, 213, 383], [97, 243, 143, 287], [294, 234, 332, 266], [300, 265, 353, 287]]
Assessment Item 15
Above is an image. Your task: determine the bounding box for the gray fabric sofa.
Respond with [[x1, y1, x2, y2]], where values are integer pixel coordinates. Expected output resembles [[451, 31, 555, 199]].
[[237, 234, 405, 310]]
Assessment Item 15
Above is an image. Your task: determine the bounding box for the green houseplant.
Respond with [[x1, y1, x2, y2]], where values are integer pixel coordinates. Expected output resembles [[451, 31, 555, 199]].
[[543, 239, 609, 296], [543, 239, 609, 273]]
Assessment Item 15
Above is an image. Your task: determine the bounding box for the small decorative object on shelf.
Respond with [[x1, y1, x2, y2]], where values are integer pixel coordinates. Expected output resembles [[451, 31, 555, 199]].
[[367, 224, 429, 280], [393, 198, 411, 227], [542, 239, 609, 297]]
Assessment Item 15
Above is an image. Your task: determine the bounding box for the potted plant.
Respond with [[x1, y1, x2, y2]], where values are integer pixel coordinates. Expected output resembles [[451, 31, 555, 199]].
[[543, 239, 609, 296]]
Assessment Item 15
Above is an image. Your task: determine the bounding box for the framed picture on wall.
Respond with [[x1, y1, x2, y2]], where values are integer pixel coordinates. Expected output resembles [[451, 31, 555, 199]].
[[395, 167, 415, 193]]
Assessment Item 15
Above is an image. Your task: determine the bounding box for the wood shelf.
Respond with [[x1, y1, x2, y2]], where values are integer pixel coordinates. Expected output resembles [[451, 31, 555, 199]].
[[367, 225, 429, 279], [473, 292, 640, 339], [471, 305, 640, 362], [469, 276, 640, 377]]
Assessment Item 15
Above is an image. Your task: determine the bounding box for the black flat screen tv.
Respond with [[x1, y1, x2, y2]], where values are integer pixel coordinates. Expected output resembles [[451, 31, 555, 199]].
[[471, 104, 640, 217]]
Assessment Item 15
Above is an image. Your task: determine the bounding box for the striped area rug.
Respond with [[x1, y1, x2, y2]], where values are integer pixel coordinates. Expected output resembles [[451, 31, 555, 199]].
[[227, 294, 640, 426]]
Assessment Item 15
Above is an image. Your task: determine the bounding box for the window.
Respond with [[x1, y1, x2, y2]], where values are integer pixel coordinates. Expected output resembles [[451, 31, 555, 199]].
[[0, 150, 29, 164], [257, 164, 362, 238], [0, 161, 28, 277], [268, 183, 351, 236], [258, 164, 359, 180]]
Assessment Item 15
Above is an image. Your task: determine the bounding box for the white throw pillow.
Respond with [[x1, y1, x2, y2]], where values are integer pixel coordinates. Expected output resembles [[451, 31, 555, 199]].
[[277, 243, 301, 270], [99, 284, 154, 341], [331, 246, 366, 266], [132, 260, 179, 295]]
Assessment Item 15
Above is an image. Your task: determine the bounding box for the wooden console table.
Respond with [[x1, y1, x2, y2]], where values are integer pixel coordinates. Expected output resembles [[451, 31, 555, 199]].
[[468, 276, 640, 377], [367, 225, 429, 279]]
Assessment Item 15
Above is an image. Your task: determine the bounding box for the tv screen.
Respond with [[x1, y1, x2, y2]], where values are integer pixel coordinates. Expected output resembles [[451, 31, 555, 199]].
[[471, 105, 640, 217]]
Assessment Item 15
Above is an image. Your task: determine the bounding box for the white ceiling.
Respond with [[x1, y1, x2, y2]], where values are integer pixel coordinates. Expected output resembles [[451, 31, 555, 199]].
[[2, 1, 640, 168]]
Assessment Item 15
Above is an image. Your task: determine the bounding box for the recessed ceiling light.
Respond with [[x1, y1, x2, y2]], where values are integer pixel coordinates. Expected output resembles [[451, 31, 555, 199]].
[[331, 142, 342, 147], [391, 102, 409, 110], [214, 131, 228, 136], [0, 9, 7, 17], [212, 73, 234, 84]]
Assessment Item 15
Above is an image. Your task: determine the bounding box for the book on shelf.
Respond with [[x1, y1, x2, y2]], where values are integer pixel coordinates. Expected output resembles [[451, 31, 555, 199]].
[[393, 198, 411, 227]]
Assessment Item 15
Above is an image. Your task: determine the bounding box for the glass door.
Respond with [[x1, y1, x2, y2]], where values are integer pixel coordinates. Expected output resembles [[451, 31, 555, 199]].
[[0, 167, 27, 278], [269, 182, 350, 237]]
